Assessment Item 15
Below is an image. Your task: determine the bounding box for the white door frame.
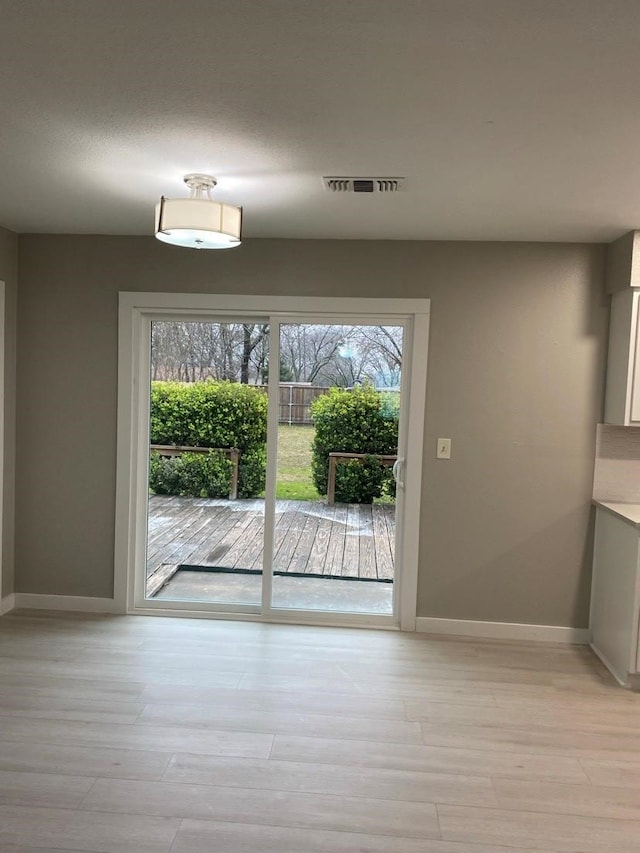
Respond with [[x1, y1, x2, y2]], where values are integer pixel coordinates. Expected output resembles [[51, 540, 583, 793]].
[[114, 292, 430, 630], [0, 282, 5, 613]]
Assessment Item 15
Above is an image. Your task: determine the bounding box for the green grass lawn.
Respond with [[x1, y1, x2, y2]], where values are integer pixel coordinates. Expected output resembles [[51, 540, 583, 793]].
[[273, 423, 396, 503], [276, 424, 320, 500]]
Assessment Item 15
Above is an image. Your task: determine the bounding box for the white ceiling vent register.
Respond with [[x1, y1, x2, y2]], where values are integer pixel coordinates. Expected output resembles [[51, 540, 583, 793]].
[[323, 177, 406, 193]]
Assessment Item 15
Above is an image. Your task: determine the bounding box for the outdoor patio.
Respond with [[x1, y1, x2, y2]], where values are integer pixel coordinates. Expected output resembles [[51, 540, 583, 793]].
[[146, 495, 395, 598]]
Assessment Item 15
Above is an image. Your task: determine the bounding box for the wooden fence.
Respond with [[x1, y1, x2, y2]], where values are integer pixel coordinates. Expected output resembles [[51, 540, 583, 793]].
[[275, 384, 331, 424], [258, 383, 398, 425]]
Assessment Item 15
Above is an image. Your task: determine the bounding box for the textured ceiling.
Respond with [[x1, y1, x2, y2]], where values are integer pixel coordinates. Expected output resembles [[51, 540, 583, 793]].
[[1, 0, 640, 242]]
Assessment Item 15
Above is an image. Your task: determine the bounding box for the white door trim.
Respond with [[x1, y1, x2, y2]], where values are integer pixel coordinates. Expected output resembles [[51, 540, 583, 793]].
[[398, 308, 429, 630], [0, 281, 5, 611], [114, 292, 430, 629]]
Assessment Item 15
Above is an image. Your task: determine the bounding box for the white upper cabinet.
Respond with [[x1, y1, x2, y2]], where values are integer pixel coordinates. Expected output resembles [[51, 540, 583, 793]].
[[604, 230, 640, 426], [605, 288, 640, 426]]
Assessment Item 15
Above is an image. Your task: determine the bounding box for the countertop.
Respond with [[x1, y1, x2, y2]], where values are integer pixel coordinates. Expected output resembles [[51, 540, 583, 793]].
[[593, 500, 640, 527]]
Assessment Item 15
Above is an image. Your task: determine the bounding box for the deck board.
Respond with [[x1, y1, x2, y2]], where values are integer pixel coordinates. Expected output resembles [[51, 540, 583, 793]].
[[290, 512, 320, 574], [146, 495, 395, 594], [373, 504, 394, 580], [341, 504, 360, 578], [146, 504, 218, 575], [327, 503, 348, 576], [357, 505, 377, 580], [306, 504, 335, 574], [273, 504, 308, 571]]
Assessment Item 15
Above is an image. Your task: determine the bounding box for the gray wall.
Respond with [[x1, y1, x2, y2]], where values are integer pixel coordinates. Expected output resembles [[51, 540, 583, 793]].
[[0, 225, 17, 598], [16, 236, 608, 626]]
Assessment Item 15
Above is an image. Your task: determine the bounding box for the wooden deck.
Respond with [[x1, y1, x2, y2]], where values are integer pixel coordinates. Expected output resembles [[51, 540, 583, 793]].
[[146, 496, 395, 595]]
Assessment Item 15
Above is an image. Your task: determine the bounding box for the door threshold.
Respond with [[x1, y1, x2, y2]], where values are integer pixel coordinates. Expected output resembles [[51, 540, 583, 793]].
[[127, 604, 399, 630]]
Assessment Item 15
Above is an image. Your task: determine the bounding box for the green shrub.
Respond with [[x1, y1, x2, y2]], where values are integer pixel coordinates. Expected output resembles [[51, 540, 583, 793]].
[[332, 456, 389, 504], [149, 450, 233, 498], [310, 386, 399, 503], [236, 447, 267, 499], [149, 381, 267, 498], [149, 452, 180, 495]]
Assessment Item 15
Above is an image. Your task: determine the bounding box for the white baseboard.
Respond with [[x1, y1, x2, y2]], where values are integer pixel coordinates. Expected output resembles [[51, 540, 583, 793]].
[[0, 593, 15, 615], [628, 673, 640, 691], [13, 594, 119, 614], [589, 642, 629, 687], [3, 596, 594, 644], [415, 617, 591, 644]]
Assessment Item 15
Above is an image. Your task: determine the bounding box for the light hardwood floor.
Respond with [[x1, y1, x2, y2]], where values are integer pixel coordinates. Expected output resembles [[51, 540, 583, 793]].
[[0, 611, 639, 853]]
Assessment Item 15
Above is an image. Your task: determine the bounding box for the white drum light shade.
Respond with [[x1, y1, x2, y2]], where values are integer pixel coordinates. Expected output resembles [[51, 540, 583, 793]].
[[155, 175, 242, 249]]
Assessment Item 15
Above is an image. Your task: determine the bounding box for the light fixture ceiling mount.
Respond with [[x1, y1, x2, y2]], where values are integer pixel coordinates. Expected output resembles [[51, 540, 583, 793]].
[[155, 173, 242, 249]]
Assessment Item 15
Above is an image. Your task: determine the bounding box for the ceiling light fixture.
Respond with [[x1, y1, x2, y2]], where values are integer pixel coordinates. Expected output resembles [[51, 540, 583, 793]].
[[155, 174, 242, 249]]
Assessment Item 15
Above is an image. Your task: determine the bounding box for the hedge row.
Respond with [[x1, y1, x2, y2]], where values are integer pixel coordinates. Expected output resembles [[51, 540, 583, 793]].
[[149, 381, 267, 498], [149, 450, 232, 498], [311, 387, 399, 503], [150, 381, 399, 504]]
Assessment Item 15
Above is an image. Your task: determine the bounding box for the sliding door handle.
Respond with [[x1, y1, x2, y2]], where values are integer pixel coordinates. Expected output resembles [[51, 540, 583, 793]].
[[392, 457, 405, 488]]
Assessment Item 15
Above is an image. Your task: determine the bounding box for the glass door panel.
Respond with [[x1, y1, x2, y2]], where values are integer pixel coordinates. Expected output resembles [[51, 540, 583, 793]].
[[144, 319, 268, 607], [271, 322, 403, 615]]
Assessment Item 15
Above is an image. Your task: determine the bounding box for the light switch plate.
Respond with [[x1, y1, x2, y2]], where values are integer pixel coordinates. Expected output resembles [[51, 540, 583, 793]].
[[437, 438, 451, 459]]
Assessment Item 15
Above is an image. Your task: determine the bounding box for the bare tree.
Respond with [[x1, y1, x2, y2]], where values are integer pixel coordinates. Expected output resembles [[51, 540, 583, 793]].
[[151, 321, 266, 383], [280, 324, 357, 383], [240, 324, 269, 384], [151, 321, 403, 388]]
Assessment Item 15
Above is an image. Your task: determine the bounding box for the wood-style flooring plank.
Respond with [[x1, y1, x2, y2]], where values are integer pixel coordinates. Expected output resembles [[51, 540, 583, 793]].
[[580, 757, 640, 788], [80, 777, 441, 839], [161, 753, 497, 806], [0, 740, 172, 780], [171, 819, 542, 853], [0, 612, 637, 853], [0, 770, 95, 809], [0, 804, 179, 853], [270, 735, 590, 783], [0, 716, 273, 758], [0, 693, 144, 725], [138, 684, 406, 720], [492, 776, 640, 820], [136, 703, 423, 743], [437, 804, 640, 853]]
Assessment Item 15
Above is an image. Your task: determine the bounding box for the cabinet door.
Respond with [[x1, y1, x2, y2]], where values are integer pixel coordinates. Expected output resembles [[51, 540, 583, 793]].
[[606, 289, 640, 426], [591, 509, 640, 683]]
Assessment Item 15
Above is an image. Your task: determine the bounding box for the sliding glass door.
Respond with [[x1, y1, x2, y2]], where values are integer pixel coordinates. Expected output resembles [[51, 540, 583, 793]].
[[145, 318, 268, 609], [116, 294, 429, 629], [269, 322, 403, 615]]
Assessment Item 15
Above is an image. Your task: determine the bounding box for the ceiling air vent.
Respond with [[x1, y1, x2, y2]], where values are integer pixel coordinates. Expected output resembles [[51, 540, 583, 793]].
[[323, 177, 405, 193]]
